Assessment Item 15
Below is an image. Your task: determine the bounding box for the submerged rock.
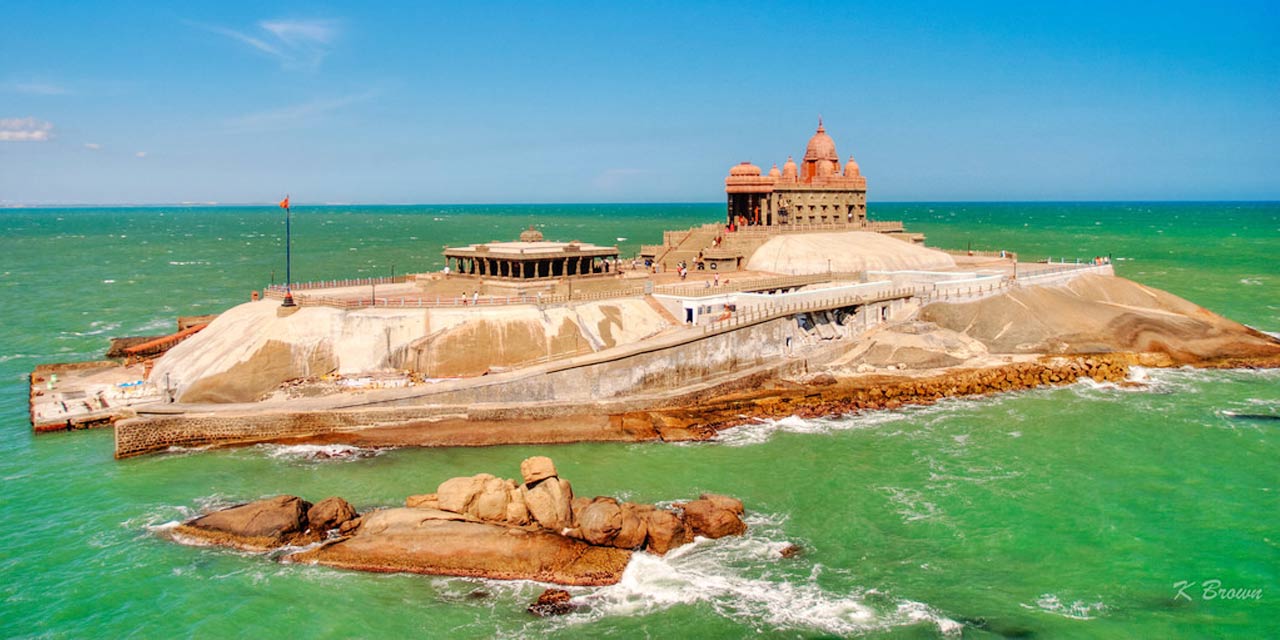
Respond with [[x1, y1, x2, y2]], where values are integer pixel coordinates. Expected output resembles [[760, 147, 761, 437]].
[[528, 588, 576, 617]]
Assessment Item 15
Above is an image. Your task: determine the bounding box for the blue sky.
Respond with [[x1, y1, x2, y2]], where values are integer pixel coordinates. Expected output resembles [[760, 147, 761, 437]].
[[1, 1, 1277, 204]]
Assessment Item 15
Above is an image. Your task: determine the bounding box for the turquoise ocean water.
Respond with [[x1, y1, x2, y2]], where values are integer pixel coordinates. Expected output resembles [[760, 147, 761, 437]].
[[0, 202, 1276, 638]]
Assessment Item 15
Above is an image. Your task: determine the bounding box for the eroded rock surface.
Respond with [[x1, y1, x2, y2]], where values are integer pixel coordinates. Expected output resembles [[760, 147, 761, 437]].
[[921, 275, 1280, 363], [167, 457, 748, 586], [175, 495, 314, 550]]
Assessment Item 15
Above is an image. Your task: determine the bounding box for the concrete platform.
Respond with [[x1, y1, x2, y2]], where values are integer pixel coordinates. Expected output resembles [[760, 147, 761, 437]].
[[29, 361, 161, 432]]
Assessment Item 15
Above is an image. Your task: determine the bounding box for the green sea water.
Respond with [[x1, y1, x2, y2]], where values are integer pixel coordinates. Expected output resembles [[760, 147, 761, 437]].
[[0, 203, 1277, 638]]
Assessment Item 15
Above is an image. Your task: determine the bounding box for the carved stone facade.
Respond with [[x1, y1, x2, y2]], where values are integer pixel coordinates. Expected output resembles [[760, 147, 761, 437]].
[[724, 120, 868, 229]]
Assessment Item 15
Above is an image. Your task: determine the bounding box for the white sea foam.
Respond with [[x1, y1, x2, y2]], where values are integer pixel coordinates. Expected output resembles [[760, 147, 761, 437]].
[[1022, 593, 1106, 620], [256, 443, 385, 462], [878, 486, 946, 524], [520, 513, 962, 637], [519, 522, 962, 637], [713, 411, 915, 447]]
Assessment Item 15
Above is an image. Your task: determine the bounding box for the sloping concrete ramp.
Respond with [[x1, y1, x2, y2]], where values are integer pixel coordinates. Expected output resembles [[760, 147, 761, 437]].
[[746, 231, 956, 274]]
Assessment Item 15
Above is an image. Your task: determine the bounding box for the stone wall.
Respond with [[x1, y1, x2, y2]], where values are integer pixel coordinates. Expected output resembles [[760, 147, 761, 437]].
[[114, 313, 826, 458], [114, 405, 459, 458]]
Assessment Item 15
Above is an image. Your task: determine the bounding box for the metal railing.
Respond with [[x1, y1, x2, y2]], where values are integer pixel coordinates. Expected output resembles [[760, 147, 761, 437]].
[[264, 275, 409, 297], [700, 287, 917, 333]]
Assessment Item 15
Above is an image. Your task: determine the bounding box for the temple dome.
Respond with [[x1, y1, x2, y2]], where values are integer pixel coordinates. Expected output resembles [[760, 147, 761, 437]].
[[729, 162, 762, 176], [803, 120, 838, 162], [844, 155, 860, 177], [519, 226, 544, 242], [768, 164, 781, 177], [781, 156, 798, 179]]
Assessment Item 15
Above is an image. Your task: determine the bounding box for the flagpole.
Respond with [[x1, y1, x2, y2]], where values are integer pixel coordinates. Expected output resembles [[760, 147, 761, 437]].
[[282, 195, 296, 307]]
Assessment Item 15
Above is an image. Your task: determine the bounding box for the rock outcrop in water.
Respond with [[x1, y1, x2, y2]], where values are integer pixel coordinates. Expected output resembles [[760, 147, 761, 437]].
[[167, 457, 747, 586], [175, 494, 358, 551]]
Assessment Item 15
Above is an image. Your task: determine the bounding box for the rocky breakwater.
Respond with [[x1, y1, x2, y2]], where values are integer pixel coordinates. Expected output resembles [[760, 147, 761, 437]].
[[166, 457, 747, 586]]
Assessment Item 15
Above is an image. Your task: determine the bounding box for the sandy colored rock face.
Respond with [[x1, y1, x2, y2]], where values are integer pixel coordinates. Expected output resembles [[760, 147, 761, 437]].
[[404, 493, 438, 509], [292, 515, 631, 586], [472, 476, 515, 522], [437, 473, 495, 514], [520, 456, 558, 484], [836, 322, 989, 370], [168, 457, 750, 586], [920, 275, 1280, 362], [612, 503, 649, 550], [150, 296, 671, 404], [578, 499, 623, 546], [522, 478, 574, 531]]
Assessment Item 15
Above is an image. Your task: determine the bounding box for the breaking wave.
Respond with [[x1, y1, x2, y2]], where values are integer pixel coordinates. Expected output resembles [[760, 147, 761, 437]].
[[255, 443, 386, 462], [520, 513, 963, 637], [713, 410, 917, 447]]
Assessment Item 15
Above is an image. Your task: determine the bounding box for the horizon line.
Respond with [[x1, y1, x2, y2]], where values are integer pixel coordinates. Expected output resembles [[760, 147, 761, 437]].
[[3, 198, 1279, 209]]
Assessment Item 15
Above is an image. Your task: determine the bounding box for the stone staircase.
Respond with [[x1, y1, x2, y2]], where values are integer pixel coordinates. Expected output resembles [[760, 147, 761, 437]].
[[657, 224, 726, 271]]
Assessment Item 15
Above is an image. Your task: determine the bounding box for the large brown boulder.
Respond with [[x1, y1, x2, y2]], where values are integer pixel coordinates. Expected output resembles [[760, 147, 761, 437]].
[[472, 476, 515, 522], [291, 508, 630, 586], [522, 478, 574, 531], [577, 498, 622, 546], [504, 486, 531, 526], [177, 495, 311, 550], [699, 493, 744, 516], [307, 497, 358, 533], [612, 502, 650, 550], [681, 499, 747, 539], [642, 509, 690, 555], [520, 456, 558, 484], [437, 473, 494, 514]]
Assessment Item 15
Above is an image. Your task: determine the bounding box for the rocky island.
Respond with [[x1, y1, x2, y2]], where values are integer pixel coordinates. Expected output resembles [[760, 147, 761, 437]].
[[28, 122, 1280, 456], [168, 457, 746, 586]]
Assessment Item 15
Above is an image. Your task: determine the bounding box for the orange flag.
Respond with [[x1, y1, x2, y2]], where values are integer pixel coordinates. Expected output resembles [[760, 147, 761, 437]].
[[279, 195, 290, 210]]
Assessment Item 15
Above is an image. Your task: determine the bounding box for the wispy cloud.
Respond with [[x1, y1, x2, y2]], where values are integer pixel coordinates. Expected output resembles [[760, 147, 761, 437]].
[[0, 117, 53, 142], [226, 90, 378, 131], [84, 142, 102, 150], [7, 82, 71, 96], [191, 18, 340, 71], [135, 151, 147, 158]]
